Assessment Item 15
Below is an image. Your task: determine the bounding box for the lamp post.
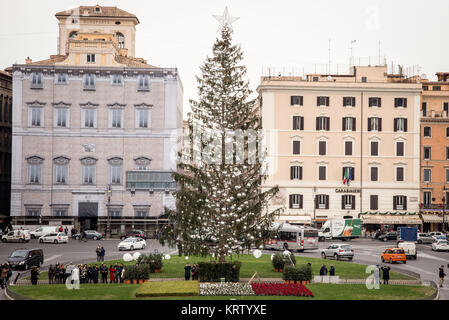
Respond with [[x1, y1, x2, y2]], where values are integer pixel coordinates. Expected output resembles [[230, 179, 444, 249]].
[[107, 185, 112, 239], [443, 196, 446, 234]]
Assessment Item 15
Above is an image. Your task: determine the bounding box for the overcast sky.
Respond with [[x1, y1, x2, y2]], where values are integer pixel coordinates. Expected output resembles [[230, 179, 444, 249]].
[[1, 0, 449, 115]]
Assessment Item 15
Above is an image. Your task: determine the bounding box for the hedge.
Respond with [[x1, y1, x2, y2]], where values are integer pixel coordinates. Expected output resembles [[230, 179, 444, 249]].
[[123, 264, 150, 280], [283, 264, 313, 282], [272, 253, 296, 271], [198, 261, 242, 282]]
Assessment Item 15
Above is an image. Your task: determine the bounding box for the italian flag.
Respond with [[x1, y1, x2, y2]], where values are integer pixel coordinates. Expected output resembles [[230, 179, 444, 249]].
[[343, 168, 349, 185]]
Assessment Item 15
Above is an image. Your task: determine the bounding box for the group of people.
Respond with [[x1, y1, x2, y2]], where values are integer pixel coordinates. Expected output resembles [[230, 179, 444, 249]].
[[47, 263, 72, 284], [184, 263, 199, 280], [0, 263, 12, 289], [319, 264, 336, 276], [95, 245, 106, 262], [45, 262, 125, 285]]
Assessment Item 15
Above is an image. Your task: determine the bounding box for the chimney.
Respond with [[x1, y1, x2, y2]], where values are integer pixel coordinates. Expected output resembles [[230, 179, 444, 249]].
[[25, 57, 32, 64]]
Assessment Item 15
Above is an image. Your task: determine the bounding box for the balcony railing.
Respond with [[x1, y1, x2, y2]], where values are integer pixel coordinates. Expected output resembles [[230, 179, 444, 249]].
[[420, 203, 449, 209], [126, 170, 176, 190]]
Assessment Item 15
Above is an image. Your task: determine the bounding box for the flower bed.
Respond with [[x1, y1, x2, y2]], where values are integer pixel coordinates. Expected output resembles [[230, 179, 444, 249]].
[[200, 283, 255, 296], [251, 283, 314, 297]]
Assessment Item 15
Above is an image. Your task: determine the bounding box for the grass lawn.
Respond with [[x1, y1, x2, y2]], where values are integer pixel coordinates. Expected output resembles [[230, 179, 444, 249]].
[[9, 283, 434, 300], [32, 254, 414, 281], [135, 280, 199, 297]]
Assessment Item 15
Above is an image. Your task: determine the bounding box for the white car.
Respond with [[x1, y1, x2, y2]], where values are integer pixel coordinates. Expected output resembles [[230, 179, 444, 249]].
[[432, 239, 449, 252], [39, 232, 68, 244], [117, 237, 146, 251], [1, 230, 31, 243], [320, 244, 354, 260]]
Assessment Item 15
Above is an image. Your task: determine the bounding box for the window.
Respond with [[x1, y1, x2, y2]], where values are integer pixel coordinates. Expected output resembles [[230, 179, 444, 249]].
[[394, 98, 407, 108], [343, 97, 355, 107], [446, 169, 449, 183], [83, 109, 95, 128], [138, 75, 150, 91], [393, 195, 407, 210], [342, 117, 356, 131], [56, 73, 68, 84], [423, 127, 431, 137], [26, 208, 41, 217], [423, 85, 428, 91], [396, 141, 404, 157], [423, 147, 431, 160], [318, 166, 326, 180], [368, 117, 382, 132], [29, 164, 41, 184], [134, 208, 149, 217], [447, 127, 449, 138], [447, 147, 449, 160], [370, 167, 378, 181], [111, 74, 123, 85], [317, 96, 329, 107], [316, 194, 329, 209], [82, 165, 95, 184], [423, 168, 431, 183], [110, 165, 122, 184], [83, 74, 96, 90], [370, 141, 379, 156], [138, 109, 149, 128], [361, 77, 367, 83], [55, 164, 68, 184], [111, 109, 122, 128], [69, 31, 78, 39], [444, 102, 449, 115], [87, 54, 96, 63], [53, 208, 68, 217], [107, 208, 121, 218], [433, 86, 441, 91], [423, 192, 432, 206], [31, 73, 43, 89], [394, 118, 407, 132], [290, 166, 302, 180], [313, 77, 319, 82], [345, 141, 353, 156], [369, 97, 381, 107], [30, 108, 42, 126], [370, 195, 378, 210], [292, 141, 301, 155], [293, 116, 304, 130], [422, 102, 427, 116], [289, 194, 303, 209], [342, 167, 355, 182], [318, 141, 326, 156], [341, 195, 355, 210], [290, 96, 303, 106], [56, 109, 68, 127], [116, 32, 125, 49], [316, 117, 330, 131], [396, 167, 404, 182]]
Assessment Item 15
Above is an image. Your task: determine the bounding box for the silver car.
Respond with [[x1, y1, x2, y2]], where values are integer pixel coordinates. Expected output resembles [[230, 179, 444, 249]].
[[321, 244, 354, 261], [417, 233, 434, 244]]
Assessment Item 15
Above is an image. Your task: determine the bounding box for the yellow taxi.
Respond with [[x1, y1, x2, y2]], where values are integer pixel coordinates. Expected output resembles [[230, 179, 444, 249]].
[[381, 248, 407, 264]]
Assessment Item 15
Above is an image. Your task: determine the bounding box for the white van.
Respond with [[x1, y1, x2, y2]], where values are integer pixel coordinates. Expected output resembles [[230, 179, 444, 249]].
[[30, 226, 58, 239], [2, 229, 31, 243], [397, 241, 417, 260]]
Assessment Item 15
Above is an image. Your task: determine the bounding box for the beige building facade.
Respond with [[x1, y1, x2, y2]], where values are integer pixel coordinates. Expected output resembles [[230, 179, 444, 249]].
[[11, 6, 183, 236], [258, 65, 422, 230]]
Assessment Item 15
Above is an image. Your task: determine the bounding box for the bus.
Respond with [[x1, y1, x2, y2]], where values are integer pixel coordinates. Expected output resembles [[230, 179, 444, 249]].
[[265, 223, 319, 252]]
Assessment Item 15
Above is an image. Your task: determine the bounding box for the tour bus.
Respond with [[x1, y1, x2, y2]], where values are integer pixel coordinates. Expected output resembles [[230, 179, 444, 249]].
[[265, 223, 319, 252]]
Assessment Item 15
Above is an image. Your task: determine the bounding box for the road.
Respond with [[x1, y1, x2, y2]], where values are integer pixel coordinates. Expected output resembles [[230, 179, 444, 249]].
[[1, 237, 448, 299]]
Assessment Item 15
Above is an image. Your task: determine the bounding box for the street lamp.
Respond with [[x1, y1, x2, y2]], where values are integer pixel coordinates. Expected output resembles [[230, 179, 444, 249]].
[[107, 185, 112, 239], [443, 196, 446, 234]]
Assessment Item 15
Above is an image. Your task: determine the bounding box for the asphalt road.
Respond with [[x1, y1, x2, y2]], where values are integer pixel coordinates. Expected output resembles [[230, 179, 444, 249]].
[[1, 237, 448, 299]]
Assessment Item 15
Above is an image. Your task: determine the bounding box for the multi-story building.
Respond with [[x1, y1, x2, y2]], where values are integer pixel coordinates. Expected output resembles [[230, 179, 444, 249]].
[[11, 5, 183, 236], [419, 72, 449, 232], [258, 64, 422, 231], [0, 69, 12, 224]]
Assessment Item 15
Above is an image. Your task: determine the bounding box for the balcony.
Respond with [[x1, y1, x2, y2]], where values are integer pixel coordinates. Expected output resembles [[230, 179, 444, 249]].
[[126, 170, 176, 190], [420, 203, 449, 210]]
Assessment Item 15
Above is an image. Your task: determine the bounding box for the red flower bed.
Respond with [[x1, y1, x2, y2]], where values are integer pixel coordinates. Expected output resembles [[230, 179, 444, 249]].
[[251, 283, 314, 297]]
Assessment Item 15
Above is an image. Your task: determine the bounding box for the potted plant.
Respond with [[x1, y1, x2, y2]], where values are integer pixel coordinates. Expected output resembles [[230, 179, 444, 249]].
[[123, 268, 132, 284], [139, 264, 150, 284]]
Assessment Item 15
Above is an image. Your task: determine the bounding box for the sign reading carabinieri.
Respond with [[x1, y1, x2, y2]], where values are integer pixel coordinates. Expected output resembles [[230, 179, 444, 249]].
[[335, 188, 361, 193]]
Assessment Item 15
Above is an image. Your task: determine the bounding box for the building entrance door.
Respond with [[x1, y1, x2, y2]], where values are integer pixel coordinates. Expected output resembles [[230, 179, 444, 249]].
[[78, 202, 98, 231]]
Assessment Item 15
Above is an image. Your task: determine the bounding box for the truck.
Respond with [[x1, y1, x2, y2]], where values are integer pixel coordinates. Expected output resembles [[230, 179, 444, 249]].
[[318, 218, 362, 241], [398, 227, 418, 242]]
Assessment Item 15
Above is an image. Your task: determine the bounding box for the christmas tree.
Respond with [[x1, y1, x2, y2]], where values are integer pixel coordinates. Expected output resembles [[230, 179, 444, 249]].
[[160, 9, 282, 263]]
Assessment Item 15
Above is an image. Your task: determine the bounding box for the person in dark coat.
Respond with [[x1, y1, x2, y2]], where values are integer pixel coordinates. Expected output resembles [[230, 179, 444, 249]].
[[439, 265, 446, 288], [48, 265, 55, 284], [99, 246, 105, 262], [54, 263, 61, 284], [87, 265, 94, 284], [319, 264, 328, 276], [30, 266, 39, 285], [71, 228, 76, 237], [191, 264, 198, 280], [93, 265, 99, 283], [100, 263, 108, 284], [381, 265, 391, 284], [184, 263, 191, 281], [329, 265, 335, 276]]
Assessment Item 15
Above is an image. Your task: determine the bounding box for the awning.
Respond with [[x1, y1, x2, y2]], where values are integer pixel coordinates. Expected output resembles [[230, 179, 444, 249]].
[[276, 215, 312, 224], [421, 214, 445, 223], [361, 215, 422, 225]]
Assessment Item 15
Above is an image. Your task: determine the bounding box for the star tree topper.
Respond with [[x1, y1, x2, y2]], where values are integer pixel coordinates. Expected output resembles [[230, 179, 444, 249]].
[[213, 6, 239, 32]]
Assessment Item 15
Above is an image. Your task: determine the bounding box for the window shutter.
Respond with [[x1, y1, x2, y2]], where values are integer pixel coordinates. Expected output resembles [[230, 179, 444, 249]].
[[326, 117, 330, 131], [397, 142, 403, 156], [342, 167, 345, 180], [343, 97, 346, 107], [352, 167, 355, 180], [352, 97, 356, 106], [394, 119, 398, 132], [326, 97, 329, 106], [289, 195, 293, 209], [325, 195, 329, 209], [342, 118, 345, 131], [293, 141, 300, 154], [404, 119, 408, 132], [290, 166, 294, 180], [293, 117, 297, 130], [316, 117, 319, 130], [352, 118, 356, 131], [300, 195, 303, 209], [290, 96, 294, 106], [404, 99, 407, 108], [393, 196, 397, 210], [403, 197, 407, 210], [300, 96, 303, 106], [319, 141, 326, 155], [315, 196, 318, 209], [345, 141, 352, 155], [351, 196, 355, 210], [341, 196, 345, 210], [378, 98, 382, 107], [394, 98, 398, 108], [368, 118, 372, 131], [300, 116, 304, 130], [299, 166, 303, 180], [379, 118, 382, 132], [369, 98, 373, 107], [317, 97, 320, 106]]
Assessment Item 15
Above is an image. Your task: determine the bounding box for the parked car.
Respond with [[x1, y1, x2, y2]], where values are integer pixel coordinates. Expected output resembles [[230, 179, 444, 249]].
[[117, 237, 146, 251], [321, 244, 354, 260], [378, 232, 397, 242], [71, 230, 104, 240], [432, 239, 449, 252], [30, 226, 59, 239], [381, 248, 407, 264], [39, 232, 68, 244], [1, 229, 31, 243], [120, 229, 147, 240], [417, 233, 434, 244], [429, 232, 444, 238], [432, 235, 447, 242], [397, 241, 417, 260], [7, 248, 44, 270]]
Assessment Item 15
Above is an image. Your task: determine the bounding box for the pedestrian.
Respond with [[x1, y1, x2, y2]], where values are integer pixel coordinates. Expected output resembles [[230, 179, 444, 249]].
[[100, 263, 108, 284], [96, 245, 101, 262], [109, 265, 116, 284], [184, 263, 191, 281], [54, 263, 61, 284], [71, 228, 76, 237], [30, 266, 39, 285], [93, 265, 99, 284], [0, 264, 7, 289], [60, 264, 66, 284], [100, 246, 105, 262], [439, 265, 446, 288], [329, 265, 335, 276], [71, 265, 80, 285], [48, 265, 55, 284], [59, 226, 63, 233], [80, 265, 87, 284], [87, 265, 94, 284], [319, 264, 328, 276], [120, 264, 125, 283], [381, 265, 391, 285], [191, 264, 197, 280], [115, 264, 122, 283], [64, 227, 68, 235], [5, 264, 12, 288]]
